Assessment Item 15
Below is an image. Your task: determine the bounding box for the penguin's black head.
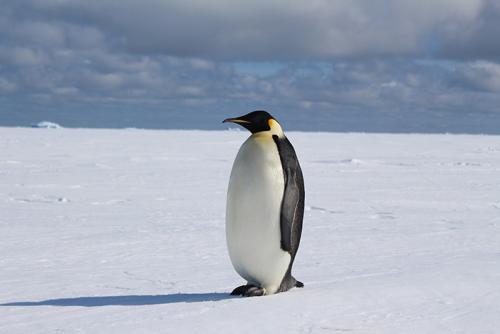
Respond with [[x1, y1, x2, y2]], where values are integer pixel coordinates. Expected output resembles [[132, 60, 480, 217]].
[[223, 110, 276, 134]]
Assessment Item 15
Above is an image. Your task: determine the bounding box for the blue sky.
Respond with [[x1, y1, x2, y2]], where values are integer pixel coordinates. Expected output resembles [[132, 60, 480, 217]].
[[1, 0, 500, 132]]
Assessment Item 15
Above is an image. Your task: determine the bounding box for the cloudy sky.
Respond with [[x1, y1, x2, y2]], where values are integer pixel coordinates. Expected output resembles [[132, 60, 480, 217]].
[[1, 0, 500, 132]]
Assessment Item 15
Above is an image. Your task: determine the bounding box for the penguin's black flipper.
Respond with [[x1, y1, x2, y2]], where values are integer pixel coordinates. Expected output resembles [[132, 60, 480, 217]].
[[272, 135, 305, 259]]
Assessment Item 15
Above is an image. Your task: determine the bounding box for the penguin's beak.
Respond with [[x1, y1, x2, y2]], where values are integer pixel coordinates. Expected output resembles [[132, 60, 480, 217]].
[[222, 117, 251, 124]]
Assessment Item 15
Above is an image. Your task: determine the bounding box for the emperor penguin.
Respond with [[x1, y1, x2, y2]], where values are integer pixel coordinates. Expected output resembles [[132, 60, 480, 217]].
[[223, 110, 305, 297]]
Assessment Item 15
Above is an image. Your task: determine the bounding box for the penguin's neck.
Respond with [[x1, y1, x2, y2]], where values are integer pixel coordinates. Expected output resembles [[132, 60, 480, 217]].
[[252, 119, 285, 139]]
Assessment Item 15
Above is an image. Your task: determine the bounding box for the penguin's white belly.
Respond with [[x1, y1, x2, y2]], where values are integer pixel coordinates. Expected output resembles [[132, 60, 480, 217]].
[[226, 134, 291, 294]]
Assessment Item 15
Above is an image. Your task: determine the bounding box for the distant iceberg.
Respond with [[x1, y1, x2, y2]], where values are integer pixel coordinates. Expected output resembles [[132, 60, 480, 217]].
[[31, 121, 62, 129], [225, 126, 242, 132]]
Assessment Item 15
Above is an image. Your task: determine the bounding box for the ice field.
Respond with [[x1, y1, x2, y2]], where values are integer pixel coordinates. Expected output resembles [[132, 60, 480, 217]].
[[1, 127, 500, 333]]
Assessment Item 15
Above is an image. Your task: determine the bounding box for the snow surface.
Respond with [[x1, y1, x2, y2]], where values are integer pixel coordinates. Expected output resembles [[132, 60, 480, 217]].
[[1, 127, 500, 333]]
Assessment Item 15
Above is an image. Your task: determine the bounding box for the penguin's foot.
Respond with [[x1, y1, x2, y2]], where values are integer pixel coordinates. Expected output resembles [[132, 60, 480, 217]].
[[244, 286, 265, 297], [296, 280, 304, 288], [230, 284, 265, 297], [230, 284, 253, 296]]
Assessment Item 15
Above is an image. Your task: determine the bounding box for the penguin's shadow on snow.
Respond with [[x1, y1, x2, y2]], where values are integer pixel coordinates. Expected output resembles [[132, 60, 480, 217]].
[[0, 293, 233, 307]]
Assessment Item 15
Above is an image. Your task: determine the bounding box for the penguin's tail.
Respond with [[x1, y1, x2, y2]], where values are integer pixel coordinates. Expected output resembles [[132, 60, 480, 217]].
[[278, 275, 304, 292]]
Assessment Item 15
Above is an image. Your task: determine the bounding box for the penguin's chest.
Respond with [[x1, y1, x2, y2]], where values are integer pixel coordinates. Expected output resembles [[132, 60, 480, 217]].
[[226, 135, 291, 293]]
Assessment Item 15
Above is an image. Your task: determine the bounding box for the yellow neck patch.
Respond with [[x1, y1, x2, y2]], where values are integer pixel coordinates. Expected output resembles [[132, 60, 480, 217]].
[[268, 119, 278, 129], [267, 118, 285, 138]]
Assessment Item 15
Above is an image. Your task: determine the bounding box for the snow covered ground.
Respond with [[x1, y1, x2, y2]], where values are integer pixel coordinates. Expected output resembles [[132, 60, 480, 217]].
[[1, 127, 500, 333]]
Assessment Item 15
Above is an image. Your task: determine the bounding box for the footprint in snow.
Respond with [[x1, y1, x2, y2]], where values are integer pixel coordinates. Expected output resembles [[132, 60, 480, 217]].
[[370, 212, 396, 220], [305, 205, 343, 214], [10, 195, 70, 203]]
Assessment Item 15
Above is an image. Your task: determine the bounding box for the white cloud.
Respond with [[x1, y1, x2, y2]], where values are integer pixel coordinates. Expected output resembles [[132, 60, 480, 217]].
[[176, 85, 205, 97], [12, 21, 66, 47], [0, 47, 49, 66], [53, 86, 79, 95], [3, 0, 496, 60], [0, 77, 17, 92], [457, 61, 500, 93]]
